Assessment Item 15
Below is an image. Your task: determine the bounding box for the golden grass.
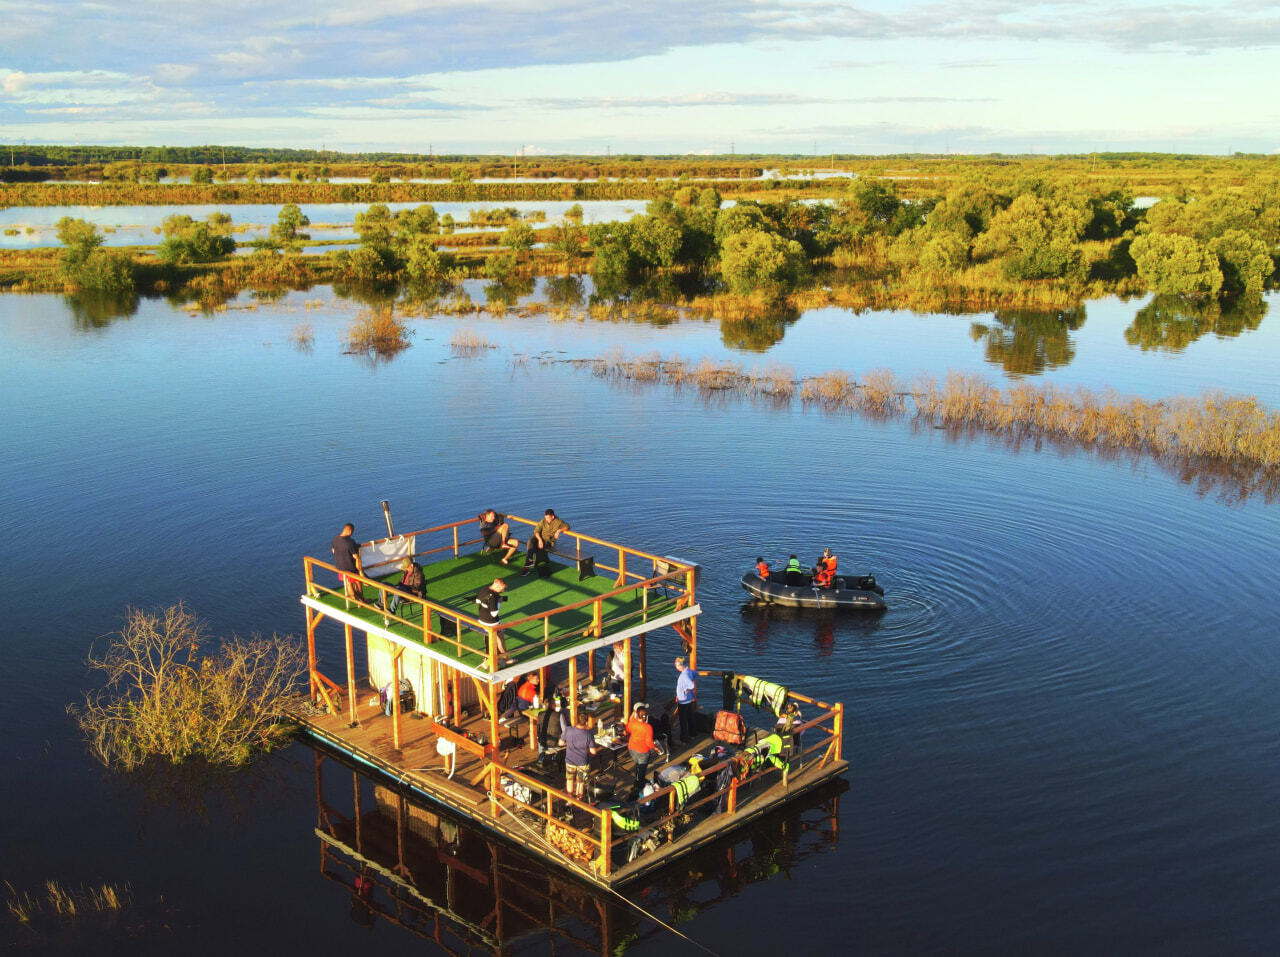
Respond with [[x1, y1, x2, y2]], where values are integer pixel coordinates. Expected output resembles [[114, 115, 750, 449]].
[[567, 348, 1280, 480], [289, 321, 314, 350], [5, 879, 131, 924], [344, 304, 411, 358], [449, 328, 497, 356]]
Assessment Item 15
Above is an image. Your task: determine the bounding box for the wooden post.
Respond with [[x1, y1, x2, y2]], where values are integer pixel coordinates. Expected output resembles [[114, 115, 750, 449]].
[[543, 617, 550, 656], [622, 637, 632, 718], [305, 605, 318, 701], [727, 775, 739, 814], [490, 765, 500, 818], [391, 648, 403, 751], [687, 613, 698, 670], [637, 632, 647, 700], [833, 702, 843, 761], [568, 655, 579, 726], [599, 809, 612, 877], [486, 628, 497, 674], [452, 525, 459, 557], [616, 549, 626, 587], [353, 771, 363, 853], [488, 681, 499, 756], [592, 600, 602, 639], [344, 623, 357, 726], [452, 667, 461, 725]]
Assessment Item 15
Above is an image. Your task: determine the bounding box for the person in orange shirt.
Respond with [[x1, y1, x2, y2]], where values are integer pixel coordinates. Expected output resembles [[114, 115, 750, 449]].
[[755, 556, 770, 579], [626, 702, 655, 796], [813, 548, 837, 588]]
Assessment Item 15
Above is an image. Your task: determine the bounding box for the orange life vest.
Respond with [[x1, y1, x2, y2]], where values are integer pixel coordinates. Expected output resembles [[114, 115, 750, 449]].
[[756, 561, 770, 579]]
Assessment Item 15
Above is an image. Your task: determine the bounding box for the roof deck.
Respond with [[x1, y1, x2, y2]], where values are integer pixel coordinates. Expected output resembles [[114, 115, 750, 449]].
[[302, 513, 699, 684]]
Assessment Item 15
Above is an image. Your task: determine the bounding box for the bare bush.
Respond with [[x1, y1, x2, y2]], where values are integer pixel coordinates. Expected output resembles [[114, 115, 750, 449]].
[[344, 304, 411, 358], [68, 604, 304, 770]]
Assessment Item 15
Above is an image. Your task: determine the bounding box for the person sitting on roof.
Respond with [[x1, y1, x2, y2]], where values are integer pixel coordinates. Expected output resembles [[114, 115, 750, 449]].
[[755, 556, 770, 580], [388, 556, 424, 614], [784, 554, 805, 586], [520, 508, 570, 576], [478, 508, 519, 564], [813, 547, 837, 588]]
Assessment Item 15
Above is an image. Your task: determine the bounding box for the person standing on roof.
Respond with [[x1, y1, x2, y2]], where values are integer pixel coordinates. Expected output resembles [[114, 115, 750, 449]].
[[474, 577, 512, 665], [674, 656, 698, 746], [478, 508, 520, 564], [332, 523, 364, 600]]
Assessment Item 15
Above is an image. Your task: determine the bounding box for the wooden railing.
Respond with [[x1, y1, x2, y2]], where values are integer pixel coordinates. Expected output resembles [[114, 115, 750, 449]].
[[304, 515, 696, 672]]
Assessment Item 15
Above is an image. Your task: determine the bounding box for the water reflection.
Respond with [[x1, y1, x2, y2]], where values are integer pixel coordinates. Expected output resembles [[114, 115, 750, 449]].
[[66, 289, 140, 328], [1125, 295, 1267, 352], [720, 306, 800, 352], [741, 603, 886, 656], [970, 305, 1085, 376], [309, 748, 843, 955]]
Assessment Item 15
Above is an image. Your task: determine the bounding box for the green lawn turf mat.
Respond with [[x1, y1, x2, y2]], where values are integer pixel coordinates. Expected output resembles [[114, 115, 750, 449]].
[[311, 551, 679, 671]]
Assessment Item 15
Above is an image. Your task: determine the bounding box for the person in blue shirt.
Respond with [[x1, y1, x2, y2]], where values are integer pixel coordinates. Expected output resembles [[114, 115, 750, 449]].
[[674, 656, 698, 746]]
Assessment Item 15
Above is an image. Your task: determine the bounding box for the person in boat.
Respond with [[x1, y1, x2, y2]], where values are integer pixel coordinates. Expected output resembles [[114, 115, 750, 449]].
[[626, 702, 655, 796], [559, 711, 598, 800], [331, 523, 364, 599], [520, 508, 570, 575], [784, 554, 805, 585], [388, 556, 424, 613], [813, 547, 837, 588], [478, 508, 519, 564], [474, 577, 513, 664], [755, 556, 770, 579]]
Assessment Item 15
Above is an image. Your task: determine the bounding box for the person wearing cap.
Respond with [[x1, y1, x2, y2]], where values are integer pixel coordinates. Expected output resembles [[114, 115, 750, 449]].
[[520, 508, 570, 575], [625, 702, 655, 795]]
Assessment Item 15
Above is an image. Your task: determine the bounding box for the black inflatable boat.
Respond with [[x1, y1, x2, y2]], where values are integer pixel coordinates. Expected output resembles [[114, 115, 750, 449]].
[[740, 571, 887, 610]]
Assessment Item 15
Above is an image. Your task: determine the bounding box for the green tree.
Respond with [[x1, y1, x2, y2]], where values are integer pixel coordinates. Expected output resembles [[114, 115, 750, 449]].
[[1207, 229, 1272, 300], [56, 216, 104, 263], [713, 203, 768, 247], [55, 217, 136, 291], [191, 165, 213, 184], [270, 203, 311, 244], [501, 220, 536, 252], [972, 194, 1086, 281], [157, 213, 236, 264], [354, 204, 394, 247], [395, 204, 438, 239], [718, 228, 806, 296], [1130, 232, 1223, 299]]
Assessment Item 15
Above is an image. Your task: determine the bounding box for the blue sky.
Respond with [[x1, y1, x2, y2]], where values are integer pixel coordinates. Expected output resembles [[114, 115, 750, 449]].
[[2, 0, 1278, 154]]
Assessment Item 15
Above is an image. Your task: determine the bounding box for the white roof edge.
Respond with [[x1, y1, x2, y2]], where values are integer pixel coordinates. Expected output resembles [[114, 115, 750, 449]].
[[301, 595, 701, 685]]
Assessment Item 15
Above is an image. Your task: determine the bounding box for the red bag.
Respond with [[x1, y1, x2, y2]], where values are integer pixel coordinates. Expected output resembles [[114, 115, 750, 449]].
[[714, 710, 747, 746]]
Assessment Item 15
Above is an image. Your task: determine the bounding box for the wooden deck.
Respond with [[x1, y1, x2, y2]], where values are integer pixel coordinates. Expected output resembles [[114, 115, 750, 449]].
[[288, 692, 849, 888]]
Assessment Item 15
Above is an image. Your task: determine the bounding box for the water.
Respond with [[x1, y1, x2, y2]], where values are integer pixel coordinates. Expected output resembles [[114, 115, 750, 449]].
[[2, 288, 1279, 954], [0, 200, 648, 249]]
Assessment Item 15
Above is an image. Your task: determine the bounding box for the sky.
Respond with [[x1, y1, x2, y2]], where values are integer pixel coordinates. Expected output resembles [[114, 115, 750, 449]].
[[2, 0, 1278, 155]]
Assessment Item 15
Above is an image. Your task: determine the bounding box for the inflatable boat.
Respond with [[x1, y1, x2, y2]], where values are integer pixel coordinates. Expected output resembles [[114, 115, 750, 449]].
[[740, 571, 887, 610]]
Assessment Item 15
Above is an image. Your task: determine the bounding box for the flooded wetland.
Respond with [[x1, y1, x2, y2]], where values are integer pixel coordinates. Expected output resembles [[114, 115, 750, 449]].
[[3, 280, 1279, 954]]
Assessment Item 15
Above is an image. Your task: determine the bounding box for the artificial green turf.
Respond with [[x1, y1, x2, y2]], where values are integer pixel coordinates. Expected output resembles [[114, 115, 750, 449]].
[[311, 551, 680, 670]]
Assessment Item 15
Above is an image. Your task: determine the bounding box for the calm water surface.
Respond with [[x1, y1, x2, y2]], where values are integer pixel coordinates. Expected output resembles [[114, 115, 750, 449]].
[[2, 289, 1278, 954]]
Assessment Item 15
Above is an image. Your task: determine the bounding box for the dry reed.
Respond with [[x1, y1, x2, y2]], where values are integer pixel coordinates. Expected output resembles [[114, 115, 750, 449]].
[[449, 328, 497, 356], [344, 304, 411, 358], [5, 879, 131, 924], [564, 348, 1280, 482]]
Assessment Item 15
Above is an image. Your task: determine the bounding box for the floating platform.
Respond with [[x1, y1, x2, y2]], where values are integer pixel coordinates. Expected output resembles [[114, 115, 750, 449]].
[[292, 512, 849, 887]]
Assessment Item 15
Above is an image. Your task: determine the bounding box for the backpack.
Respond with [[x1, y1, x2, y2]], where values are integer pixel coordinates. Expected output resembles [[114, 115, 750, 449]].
[[714, 710, 748, 746]]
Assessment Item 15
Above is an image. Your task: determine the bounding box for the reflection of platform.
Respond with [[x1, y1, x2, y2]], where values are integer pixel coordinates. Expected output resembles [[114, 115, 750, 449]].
[[310, 747, 846, 954]]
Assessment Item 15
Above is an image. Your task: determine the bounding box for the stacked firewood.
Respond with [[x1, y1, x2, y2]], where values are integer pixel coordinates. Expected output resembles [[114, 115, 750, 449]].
[[546, 821, 596, 862]]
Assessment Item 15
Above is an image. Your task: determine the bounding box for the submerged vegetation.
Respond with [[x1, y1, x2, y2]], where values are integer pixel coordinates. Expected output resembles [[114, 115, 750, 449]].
[[5, 879, 131, 925], [68, 604, 304, 770], [344, 304, 413, 359], [577, 350, 1280, 500]]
